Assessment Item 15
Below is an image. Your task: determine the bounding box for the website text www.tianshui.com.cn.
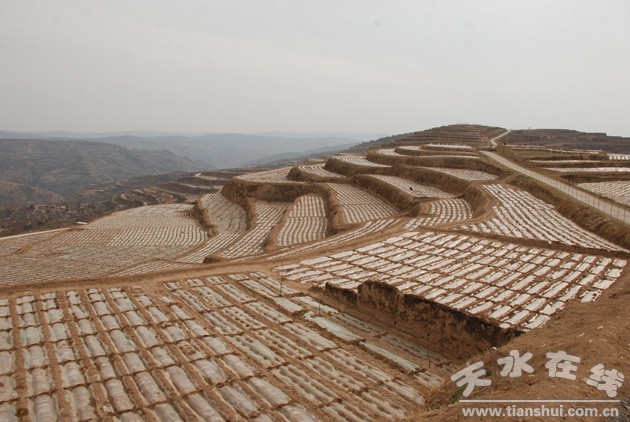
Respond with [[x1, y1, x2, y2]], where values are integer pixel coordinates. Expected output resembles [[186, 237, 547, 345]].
[[460, 402, 620, 418]]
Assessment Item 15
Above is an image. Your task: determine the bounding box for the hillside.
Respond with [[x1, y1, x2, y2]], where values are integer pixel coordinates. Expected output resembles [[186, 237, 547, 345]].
[[502, 129, 630, 153], [0, 124, 628, 420], [0, 139, 207, 206], [83, 134, 362, 169], [0, 180, 64, 207], [0, 131, 369, 169], [348, 124, 506, 152]]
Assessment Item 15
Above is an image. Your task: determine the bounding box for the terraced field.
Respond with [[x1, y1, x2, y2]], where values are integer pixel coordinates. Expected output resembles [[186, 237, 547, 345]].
[[0, 205, 209, 286], [0, 273, 453, 421], [198, 194, 247, 234], [395, 146, 478, 158], [236, 168, 303, 184], [217, 202, 290, 259], [266, 219, 399, 261], [531, 160, 603, 165], [421, 167, 498, 181], [404, 199, 473, 229], [326, 183, 398, 224], [609, 154, 630, 160], [176, 234, 242, 264], [330, 155, 390, 168], [1, 125, 629, 420], [275, 231, 625, 331], [47, 205, 208, 247], [578, 181, 630, 206], [295, 164, 345, 179], [546, 167, 630, 173], [459, 185, 625, 251], [0, 245, 192, 286], [424, 144, 473, 150], [367, 175, 454, 198], [374, 149, 405, 157], [115, 260, 201, 277], [276, 195, 327, 247], [0, 230, 66, 256]]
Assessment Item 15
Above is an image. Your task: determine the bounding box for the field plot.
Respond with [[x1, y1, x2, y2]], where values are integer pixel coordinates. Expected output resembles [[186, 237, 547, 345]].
[[267, 219, 398, 261], [330, 155, 390, 168], [0, 245, 188, 286], [404, 199, 473, 229], [276, 195, 327, 247], [459, 185, 625, 251], [172, 194, 249, 263], [115, 260, 197, 276], [296, 164, 344, 179], [236, 167, 304, 184], [546, 167, 630, 173], [0, 273, 453, 421], [199, 194, 247, 233], [326, 183, 398, 224], [367, 175, 454, 198], [0, 230, 66, 256], [424, 144, 473, 150], [275, 231, 626, 331], [374, 149, 406, 157], [0, 205, 211, 286], [578, 181, 630, 206], [89, 204, 195, 228], [421, 167, 498, 181], [106, 227, 207, 247], [176, 234, 242, 264], [531, 160, 603, 165], [217, 201, 289, 259], [396, 146, 478, 158], [45, 205, 208, 248], [609, 154, 630, 160], [510, 146, 601, 154]]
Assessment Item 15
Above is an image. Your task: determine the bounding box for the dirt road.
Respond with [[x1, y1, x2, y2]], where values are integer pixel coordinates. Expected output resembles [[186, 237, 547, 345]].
[[482, 151, 630, 226], [488, 130, 511, 147]]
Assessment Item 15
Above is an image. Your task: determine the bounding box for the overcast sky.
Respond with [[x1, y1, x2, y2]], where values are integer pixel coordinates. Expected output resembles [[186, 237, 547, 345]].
[[1, 1, 629, 136]]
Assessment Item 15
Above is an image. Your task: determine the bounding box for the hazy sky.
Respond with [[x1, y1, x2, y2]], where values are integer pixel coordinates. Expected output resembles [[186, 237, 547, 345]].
[[1, 1, 629, 136]]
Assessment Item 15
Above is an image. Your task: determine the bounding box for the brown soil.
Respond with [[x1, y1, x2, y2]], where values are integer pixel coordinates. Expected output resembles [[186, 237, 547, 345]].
[[413, 266, 630, 421], [191, 199, 219, 237], [323, 156, 392, 177], [324, 280, 520, 361]]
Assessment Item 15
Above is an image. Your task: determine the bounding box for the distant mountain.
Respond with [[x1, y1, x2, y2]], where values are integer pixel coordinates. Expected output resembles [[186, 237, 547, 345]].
[[0, 139, 206, 206], [245, 142, 359, 167], [0, 130, 384, 140], [62, 134, 362, 169], [34, 130, 195, 138], [0, 181, 65, 207], [0, 131, 370, 169], [255, 132, 385, 141], [0, 130, 48, 139]]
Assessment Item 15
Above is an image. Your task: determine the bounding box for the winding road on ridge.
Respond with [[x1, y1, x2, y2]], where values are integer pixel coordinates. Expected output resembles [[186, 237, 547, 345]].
[[488, 130, 511, 148], [482, 131, 630, 226]]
